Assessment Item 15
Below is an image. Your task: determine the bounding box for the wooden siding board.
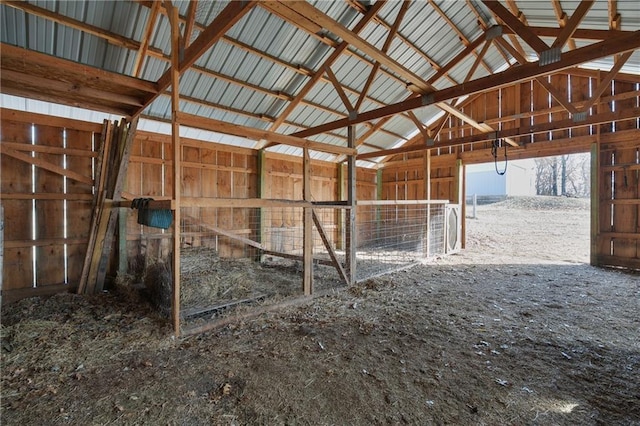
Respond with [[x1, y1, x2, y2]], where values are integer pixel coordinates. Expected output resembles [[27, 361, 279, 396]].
[[551, 74, 570, 140], [34, 125, 65, 285]]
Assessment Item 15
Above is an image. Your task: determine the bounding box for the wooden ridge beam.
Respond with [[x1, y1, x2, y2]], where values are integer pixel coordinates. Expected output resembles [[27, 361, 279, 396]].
[[292, 30, 640, 138]]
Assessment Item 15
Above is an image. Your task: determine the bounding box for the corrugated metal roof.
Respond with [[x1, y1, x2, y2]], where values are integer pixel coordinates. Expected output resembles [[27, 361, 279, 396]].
[[1, 0, 638, 166]]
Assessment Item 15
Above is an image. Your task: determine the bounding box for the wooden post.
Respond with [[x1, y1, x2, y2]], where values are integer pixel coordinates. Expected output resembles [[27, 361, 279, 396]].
[[303, 147, 313, 295], [461, 162, 466, 249], [118, 208, 127, 277], [424, 149, 431, 257], [257, 149, 266, 259], [590, 141, 599, 266], [336, 163, 345, 250], [346, 125, 357, 285], [168, 1, 182, 336], [452, 158, 464, 254], [0, 203, 4, 306], [376, 168, 383, 242]]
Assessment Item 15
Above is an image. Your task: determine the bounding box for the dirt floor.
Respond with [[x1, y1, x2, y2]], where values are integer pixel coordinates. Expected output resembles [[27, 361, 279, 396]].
[[2, 196, 639, 425]]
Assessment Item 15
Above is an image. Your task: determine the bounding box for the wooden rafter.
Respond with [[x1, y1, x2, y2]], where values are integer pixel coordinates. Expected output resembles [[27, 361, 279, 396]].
[[2, 1, 159, 54], [184, 0, 198, 46], [503, 0, 530, 60], [407, 112, 430, 139], [551, 0, 594, 49], [609, 0, 621, 30], [550, 0, 577, 51], [291, 29, 640, 138], [259, 0, 385, 148], [325, 67, 355, 113], [501, 26, 632, 41], [428, 0, 492, 74], [482, 1, 549, 54], [136, 1, 256, 117], [133, 0, 161, 77], [282, 1, 434, 93], [355, 0, 409, 111], [578, 51, 634, 112]]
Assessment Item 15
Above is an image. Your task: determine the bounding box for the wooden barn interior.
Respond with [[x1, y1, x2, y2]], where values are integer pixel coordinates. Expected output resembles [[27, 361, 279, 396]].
[[1, 0, 639, 336]]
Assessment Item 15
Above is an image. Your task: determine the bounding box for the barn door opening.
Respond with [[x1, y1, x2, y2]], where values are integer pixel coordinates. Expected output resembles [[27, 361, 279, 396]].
[[465, 155, 591, 264]]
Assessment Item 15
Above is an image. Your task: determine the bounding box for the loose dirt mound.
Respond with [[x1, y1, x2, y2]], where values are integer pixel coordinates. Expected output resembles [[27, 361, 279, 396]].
[[491, 195, 590, 211], [2, 196, 638, 425]]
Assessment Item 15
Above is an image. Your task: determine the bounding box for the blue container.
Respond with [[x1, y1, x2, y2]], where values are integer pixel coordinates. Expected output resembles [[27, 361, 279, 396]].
[[132, 198, 173, 229]]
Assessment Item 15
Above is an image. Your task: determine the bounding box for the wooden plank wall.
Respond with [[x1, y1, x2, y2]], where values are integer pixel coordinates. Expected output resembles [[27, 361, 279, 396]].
[[124, 139, 377, 265], [381, 158, 456, 203], [1, 109, 99, 301], [596, 91, 640, 270]]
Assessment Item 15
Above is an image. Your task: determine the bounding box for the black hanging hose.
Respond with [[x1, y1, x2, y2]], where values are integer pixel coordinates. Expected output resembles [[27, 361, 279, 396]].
[[491, 138, 507, 176]]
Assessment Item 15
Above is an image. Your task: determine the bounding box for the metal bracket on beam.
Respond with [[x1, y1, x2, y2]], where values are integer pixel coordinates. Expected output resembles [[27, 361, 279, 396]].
[[486, 25, 503, 40], [422, 94, 434, 106], [539, 47, 561, 66], [348, 110, 358, 120], [572, 111, 588, 122], [426, 138, 435, 147]]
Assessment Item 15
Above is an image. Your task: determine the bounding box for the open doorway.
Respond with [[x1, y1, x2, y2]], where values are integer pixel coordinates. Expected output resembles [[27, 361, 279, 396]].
[[464, 154, 591, 264]]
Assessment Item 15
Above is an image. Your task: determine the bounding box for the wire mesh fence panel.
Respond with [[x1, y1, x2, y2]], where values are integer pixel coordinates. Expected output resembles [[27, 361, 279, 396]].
[[355, 202, 447, 281], [125, 200, 449, 325], [170, 205, 344, 324]]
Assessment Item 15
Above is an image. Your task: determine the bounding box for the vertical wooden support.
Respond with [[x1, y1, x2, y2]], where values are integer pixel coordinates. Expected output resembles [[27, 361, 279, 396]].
[[346, 125, 357, 285], [336, 163, 345, 250], [461, 163, 467, 249], [453, 159, 464, 205], [375, 168, 383, 242], [303, 147, 313, 295], [0, 203, 4, 306], [590, 142, 599, 266], [451, 159, 464, 254], [424, 150, 431, 258], [118, 208, 128, 276], [257, 150, 266, 258], [168, 1, 182, 336]]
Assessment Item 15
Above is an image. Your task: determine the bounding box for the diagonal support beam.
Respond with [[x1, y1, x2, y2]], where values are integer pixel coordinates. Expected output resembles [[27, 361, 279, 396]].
[[135, 1, 256, 117], [325, 67, 355, 113], [358, 105, 640, 160], [133, 0, 161, 77], [493, 36, 580, 115], [355, 0, 409, 111], [283, 1, 434, 93], [435, 102, 518, 146], [482, 0, 549, 54], [260, 0, 385, 148], [579, 51, 633, 113], [551, 0, 594, 49], [290, 29, 640, 139]]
